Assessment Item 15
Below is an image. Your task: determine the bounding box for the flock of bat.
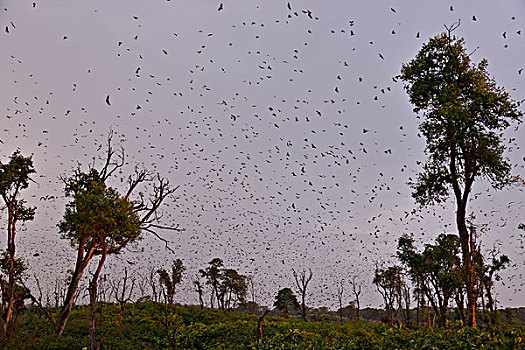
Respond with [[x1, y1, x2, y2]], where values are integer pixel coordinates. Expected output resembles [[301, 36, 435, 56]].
[[1, 1, 524, 308]]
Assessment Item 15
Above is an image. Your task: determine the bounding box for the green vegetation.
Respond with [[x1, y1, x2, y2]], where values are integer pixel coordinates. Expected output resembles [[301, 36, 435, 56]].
[[2, 304, 524, 349], [399, 24, 523, 327]]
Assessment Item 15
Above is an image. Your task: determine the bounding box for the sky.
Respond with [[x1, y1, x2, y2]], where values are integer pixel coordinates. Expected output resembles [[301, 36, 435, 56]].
[[0, 0, 524, 309]]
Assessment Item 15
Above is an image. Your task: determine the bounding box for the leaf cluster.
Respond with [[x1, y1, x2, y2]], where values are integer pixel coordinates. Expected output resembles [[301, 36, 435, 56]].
[[399, 32, 523, 205]]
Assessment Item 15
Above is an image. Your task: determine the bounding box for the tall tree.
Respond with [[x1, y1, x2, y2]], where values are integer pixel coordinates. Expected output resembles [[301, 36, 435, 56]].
[[399, 24, 523, 327], [219, 268, 248, 309], [157, 259, 185, 305], [0, 150, 35, 336], [199, 258, 224, 309], [350, 277, 362, 322], [53, 131, 179, 339], [292, 268, 313, 322], [192, 277, 205, 309], [336, 279, 344, 322]]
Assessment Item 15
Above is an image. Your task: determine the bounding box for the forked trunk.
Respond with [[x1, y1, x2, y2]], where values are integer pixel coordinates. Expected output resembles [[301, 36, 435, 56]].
[[89, 248, 106, 350], [54, 241, 93, 336]]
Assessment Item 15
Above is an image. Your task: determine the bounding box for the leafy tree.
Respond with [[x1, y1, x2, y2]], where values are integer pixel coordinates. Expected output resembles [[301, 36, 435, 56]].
[[0, 150, 35, 336], [157, 259, 185, 305], [218, 268, 247, 309], [199, 258, 247, 310], [199, 258, 224, 309], [398, 234, 462, 326], [192, 277, 205, 309], [54, 131, 179, 341], [273, 288, 299, 318], [373, 266, 404, 325], [399, 24, 523, 327], [476, 248, 510, 324]]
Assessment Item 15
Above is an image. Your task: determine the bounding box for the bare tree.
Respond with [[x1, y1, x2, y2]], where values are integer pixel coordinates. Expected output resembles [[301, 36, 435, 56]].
[[111, 267, 135, 321], [256, 309, 270, 346], [135, 271, 150, 302], [292, 268, 313, 322], [336, 279, 344, 322], [350, 277, 362, 322], [148, 267, 159, 303]]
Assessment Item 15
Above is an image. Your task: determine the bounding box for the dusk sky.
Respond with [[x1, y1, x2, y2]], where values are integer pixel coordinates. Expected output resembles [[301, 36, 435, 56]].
[[1, 0, 524, 309]]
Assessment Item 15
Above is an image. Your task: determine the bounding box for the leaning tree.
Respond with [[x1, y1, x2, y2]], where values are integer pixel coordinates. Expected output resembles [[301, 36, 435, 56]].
[[53, 130, 180, 342], [399, 24, 523, 327], [0, 150, 35, 336]]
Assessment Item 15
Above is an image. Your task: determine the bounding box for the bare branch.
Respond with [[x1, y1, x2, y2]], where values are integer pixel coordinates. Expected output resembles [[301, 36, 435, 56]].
[[142, 227, 176, 254]]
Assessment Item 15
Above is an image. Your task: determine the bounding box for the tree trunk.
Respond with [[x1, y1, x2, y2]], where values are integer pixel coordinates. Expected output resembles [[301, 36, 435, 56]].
[[89, 249, 106, 350], [455, 292, 465, 324], [301, 292, 307, 322], [455, 194, 476, 327], [355, 296, 360, 322], [54, 240, 94, 336], [2, 208, 16, 337], [256, 309, 270, 347]]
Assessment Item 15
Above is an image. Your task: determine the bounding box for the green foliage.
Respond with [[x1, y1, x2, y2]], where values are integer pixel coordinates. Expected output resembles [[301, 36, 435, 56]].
[[373, 266, 405, 325], [199, 258, 248, 310], [157, 259, 185, 304], [2, 304, 525, 349], [399, 32, 523, 206], [58, 180, 142, 253], [0, 150, 36, 202], [274, 288, 300, 318]]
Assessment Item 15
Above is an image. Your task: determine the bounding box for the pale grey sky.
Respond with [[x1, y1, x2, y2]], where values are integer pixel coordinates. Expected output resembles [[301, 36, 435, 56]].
[[1, 0, 524, 308]]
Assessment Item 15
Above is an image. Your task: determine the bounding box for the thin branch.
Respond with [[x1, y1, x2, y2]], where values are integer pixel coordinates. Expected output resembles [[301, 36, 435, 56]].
[[142, 227, 176, 254]]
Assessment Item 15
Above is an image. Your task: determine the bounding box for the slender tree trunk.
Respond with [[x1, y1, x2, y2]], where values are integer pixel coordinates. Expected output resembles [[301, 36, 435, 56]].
[[301, 292, 307, 322], [2, 209, 16, 337], [54, 240, 94, 336], [89, 248, 106, 350], [256, 309, 270, 347]]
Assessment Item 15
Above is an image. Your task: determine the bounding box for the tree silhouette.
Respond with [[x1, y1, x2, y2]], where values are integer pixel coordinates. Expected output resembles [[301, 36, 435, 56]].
[[0, 150, 35, 336], [293, 268, 313, 321], [399, 24, 523, 327], [157, 259, 185, 305], [273, 288, 299, 318]]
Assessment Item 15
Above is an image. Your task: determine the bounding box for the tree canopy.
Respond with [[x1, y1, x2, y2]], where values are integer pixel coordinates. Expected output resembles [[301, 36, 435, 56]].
[[399, 26, 523, 327], [400, 31, 523, 206]]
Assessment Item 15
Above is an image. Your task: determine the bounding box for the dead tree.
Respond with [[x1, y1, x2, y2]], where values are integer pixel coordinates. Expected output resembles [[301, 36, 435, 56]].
[[350, 277, 362, 322], [336, 279, 344, 322], [111, 267, 135, 321], [135, 271, 149, 302], [292, 268, 313, 322]]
